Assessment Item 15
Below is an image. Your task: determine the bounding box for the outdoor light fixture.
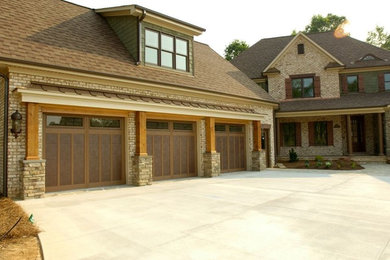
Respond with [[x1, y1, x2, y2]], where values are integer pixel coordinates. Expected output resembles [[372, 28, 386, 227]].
[[11, 110, 22, 138]]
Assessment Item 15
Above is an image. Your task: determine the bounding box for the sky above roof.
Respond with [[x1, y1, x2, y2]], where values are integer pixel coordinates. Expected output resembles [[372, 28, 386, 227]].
[[67, 0, 390, 57]]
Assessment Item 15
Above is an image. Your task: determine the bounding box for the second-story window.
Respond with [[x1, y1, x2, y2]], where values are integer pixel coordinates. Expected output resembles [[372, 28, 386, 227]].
[[385, 73, 390, 91], [347, 75, 358, 92], [145, 29, 189, 72], [292, 77, 314, 98]]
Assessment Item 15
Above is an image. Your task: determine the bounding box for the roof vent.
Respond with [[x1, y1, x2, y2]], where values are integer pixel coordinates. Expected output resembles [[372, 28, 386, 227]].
[[359, 54, 382, 62]]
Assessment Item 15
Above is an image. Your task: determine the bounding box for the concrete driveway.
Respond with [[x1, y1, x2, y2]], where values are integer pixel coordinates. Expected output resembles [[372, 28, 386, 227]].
[[19, 164, 390, 260]]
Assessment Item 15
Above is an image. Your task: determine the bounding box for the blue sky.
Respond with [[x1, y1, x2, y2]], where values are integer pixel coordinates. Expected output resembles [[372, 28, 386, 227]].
[[68, 0, 390, 56]]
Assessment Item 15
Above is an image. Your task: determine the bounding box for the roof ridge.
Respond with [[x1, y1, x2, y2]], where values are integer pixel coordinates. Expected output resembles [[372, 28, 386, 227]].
[[61, 0, 92, 10]]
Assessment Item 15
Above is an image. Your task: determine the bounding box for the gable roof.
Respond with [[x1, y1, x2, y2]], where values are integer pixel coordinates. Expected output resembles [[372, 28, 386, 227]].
[[232, 31, 390, 79], [0, 0, 276, 104], [263, 32, 344, 73]]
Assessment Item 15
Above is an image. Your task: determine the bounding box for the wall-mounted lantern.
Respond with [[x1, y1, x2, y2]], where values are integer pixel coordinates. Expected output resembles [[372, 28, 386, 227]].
[[11, 110, 22, 138]]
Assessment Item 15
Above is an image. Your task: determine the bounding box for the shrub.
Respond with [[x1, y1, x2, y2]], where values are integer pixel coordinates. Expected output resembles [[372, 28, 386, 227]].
[[336, 163, 342, 169], [289, 148, 298, 162], [304, 160, 310, 168], [314, 155, 324, 162], [351, 161, 356, 169], [325, 161, 332, 169], [316, 161, 323, 168]]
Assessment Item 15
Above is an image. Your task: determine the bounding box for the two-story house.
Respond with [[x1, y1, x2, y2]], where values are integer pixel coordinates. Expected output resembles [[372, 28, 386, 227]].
[[0, 0, 277, 199], [232, 31, 390, 162]]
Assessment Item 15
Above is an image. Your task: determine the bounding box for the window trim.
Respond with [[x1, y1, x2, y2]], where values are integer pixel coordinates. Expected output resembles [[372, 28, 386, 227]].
[[385, 73, 390, 91], [144, 28, 189, 72], [347, 75, 359, 93], [291, 76, 315, 98]]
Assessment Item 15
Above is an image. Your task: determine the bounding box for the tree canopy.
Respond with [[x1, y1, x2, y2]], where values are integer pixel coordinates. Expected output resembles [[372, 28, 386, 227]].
[[292, 13, 346, 35], [366, 26, 390, 50], [224, 40, 249, 61]]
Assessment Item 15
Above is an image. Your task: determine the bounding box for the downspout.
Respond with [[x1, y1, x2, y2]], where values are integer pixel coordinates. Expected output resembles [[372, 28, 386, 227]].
[[0, 72, 9, 197], [136, 9, 147, 65]]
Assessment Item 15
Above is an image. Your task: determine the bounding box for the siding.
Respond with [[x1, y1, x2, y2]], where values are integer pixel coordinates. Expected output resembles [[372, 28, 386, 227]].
[[106, 16, 138, 61]]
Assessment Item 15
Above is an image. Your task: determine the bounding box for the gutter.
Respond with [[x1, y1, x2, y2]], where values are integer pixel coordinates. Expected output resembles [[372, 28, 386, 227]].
[[0, 73, 8, 197], [136, 9, 147, 65]]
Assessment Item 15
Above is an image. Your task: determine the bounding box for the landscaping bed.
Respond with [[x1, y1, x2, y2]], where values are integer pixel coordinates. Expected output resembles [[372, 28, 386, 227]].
[[0, 197, 41, 260], [281, 158, 364, 170]]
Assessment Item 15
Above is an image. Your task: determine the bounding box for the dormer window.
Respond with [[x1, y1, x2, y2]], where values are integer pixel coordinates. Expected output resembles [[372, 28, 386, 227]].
[[145, 28, 189, 71], [297, 44, 304, 54], [362, 55, 375, 61]]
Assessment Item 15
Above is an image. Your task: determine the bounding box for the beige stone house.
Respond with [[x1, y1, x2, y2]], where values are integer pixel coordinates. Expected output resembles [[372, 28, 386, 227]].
[[232, 32, 390, 162], [0, 1, 277, 199]]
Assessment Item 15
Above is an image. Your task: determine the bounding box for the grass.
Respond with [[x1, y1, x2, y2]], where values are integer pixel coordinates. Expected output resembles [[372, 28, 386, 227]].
[[0, 197, 41, 260]]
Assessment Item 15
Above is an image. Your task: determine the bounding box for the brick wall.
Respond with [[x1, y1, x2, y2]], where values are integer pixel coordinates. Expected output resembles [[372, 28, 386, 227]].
[[268, 36, 340, 101], [279, 115, 343, 158], [0, 77, 5, 194], [6, 71, 275, 198]]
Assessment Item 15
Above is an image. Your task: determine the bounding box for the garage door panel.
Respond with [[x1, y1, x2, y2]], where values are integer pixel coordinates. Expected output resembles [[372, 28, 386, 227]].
[[73, 134, 85, 185], [60, 134, 72, 186], [112, 134, 122, 181], [180, 136, 188, 175], [162, 135, 170, 176], [101, 134, 111, 182], [188, 136, 195, 174], [154, 135, 163, 177], [216, 125, 245, 172], [173, 135, 181, 176], [45, 133, 58, 187], [88, 134, 100, 183]]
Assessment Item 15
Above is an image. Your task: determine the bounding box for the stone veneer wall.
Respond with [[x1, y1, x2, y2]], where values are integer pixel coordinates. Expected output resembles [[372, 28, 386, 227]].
[[0, 77, 4, 194], [21, 160, 45, 199], [6, 71, 275, 198], [385, 109, 390, 159], [268, 36, 340, 101], [279, 115, 343, 158], [203, 152, 220, 177]]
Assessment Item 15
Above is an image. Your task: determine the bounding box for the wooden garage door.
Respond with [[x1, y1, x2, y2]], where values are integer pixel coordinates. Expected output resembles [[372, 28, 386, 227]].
[[147, 121, 196, 180], [44, 115, 125, 192], [216, 124, 246, 172]]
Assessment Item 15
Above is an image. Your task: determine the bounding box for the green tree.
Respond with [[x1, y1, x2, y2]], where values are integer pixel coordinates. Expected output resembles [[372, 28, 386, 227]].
[[366, 26, 390, 50], [304, 14, 346, 33], [224, 40, 249, 61]]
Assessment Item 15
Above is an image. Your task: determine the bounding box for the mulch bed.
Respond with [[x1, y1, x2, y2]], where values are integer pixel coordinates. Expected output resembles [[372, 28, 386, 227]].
[[281, 159, 364, 170], [0, 197, 41, 260]]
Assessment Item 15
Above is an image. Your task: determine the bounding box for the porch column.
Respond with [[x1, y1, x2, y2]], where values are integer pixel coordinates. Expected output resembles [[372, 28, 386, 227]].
[[204, 117, 220, 177], [378, 113, 384, 155], [23, 103, 45, 199], [346, 115, 353, 155], [252, 121, 266, 170], [26, 103, 39, 160], [133, 111, 152, 186]]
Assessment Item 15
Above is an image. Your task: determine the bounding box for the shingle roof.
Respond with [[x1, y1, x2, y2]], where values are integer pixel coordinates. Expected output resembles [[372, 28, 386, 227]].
[[232, 31, 390, 79], [0, 0, 276, 103], [279, 92, 390, 113]]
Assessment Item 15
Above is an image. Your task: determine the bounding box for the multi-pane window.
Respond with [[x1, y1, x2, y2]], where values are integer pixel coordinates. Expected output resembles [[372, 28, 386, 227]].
[[314, 121, 328, 146], [347, 75, 358, 92], [257, 81, 268, 92], [292, 77, 314, 98], [282, 123, 296, 146], [385, 73, 390, 91], [145, 29, 189, 71]]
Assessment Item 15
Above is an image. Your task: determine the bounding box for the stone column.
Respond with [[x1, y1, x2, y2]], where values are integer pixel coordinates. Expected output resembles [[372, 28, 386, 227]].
[[385, 109, 390, 163], [21, 160, 45, 199], [132, 155, 153, 185], [252, 150, 266, 171], [203, 152, 220, 177]]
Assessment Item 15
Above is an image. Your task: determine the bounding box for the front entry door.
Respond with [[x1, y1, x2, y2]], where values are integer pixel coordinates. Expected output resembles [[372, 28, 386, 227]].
[[351, 115, 365, 152]]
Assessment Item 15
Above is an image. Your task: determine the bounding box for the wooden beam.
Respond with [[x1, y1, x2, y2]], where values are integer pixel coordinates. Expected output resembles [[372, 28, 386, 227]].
[[26, 103, 39, 160], [253, 121, 262, 151], [205, 117, 216, 153], [346, 115, 353, 155], [136, 111, 147, 156], [378, 113, 384, 155]]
